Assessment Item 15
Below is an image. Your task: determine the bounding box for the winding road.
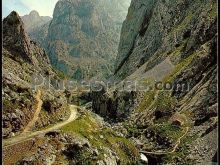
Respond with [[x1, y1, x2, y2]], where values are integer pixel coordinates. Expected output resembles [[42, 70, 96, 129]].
[[3, 105, 78, 148]]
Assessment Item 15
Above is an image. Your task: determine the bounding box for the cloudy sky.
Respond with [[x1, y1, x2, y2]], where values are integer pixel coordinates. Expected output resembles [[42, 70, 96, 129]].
[[2, 0, 59, 18]]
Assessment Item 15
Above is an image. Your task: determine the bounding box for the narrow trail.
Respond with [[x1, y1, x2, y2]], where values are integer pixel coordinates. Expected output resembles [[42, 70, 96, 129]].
[[3, 105, 78, 148], [23, 89, 43, 133], [171, 126, 189, 153], [140, 126, 189, 155]]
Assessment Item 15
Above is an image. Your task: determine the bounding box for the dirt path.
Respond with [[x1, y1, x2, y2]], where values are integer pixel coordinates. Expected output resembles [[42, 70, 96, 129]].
[[171, 126, 189, 153], [23, 90, 43, 133], [3, 105, 78, 148], [140, 126, 189, 155]]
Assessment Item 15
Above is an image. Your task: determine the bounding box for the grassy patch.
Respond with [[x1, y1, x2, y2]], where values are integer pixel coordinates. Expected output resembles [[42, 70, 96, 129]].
[[153, 91, 177, 111], [209, 2, 217, 18], [123, 123, 139, 137], [149, 123, 183, 141], [175, 12, 193, 33], [61, 113, 98, 137], [135, 90, 156, 113], [164, 51, 196, 82], [169, 39, 189, 64], [169, 44, 185, 58], [61, 112, 139, 164]]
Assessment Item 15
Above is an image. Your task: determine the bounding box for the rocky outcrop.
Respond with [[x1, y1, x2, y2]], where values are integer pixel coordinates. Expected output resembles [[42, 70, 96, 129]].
[[91, 83, 137, 122], [2, 11, 69, 138], [3, 11, 35, 64], [43, 0, 130, 80]]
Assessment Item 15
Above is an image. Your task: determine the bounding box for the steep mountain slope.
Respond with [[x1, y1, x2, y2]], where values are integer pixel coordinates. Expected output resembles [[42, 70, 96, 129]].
[[45, 0, 131, 80], [114, 0, 217, 80], [2, 11, 69, 138], [92, 0, 217, 164], [21, 10, 52, 49]]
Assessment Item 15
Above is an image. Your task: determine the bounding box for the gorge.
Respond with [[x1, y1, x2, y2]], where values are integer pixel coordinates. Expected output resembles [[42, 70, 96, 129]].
[[2, 0, 218, 164]]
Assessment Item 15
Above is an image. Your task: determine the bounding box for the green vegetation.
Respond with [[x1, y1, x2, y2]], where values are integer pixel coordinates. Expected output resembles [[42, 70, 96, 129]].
[[169, 39, 189, 64], [3, 99, 20, 112], [72, 67, 83, 80], [135, 77, 177, 114], [52, 67, 67, 79], [209, 2, 217, 18], [161, 134, 199, 164], [168, 12, 194, 36], [164, 51, 196, 82], [61, 112, 139, 164], [123, 122, 139, 137], [175, 12, 193, 33], [149, 123, 183, 141], [61, 113, 98, 137], [154, 91, 177, 112], [136, 90, 156, 113], [169, 44, 185, 59]]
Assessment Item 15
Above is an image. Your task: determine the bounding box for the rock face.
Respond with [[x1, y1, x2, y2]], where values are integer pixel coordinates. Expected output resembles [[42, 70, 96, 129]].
[[2, 11, 69, 138], [22, 10, 51, 33], [91, 83, 137, 121], [43, 0, 130, 80], [21, 10, 52, 50], [3, 11, 37, 64], [114, 0, 217, 80], [92, 0, 217, 164]]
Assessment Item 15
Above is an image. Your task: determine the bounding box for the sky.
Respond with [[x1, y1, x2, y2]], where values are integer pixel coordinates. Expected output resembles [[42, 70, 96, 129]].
[[2, 0, 59, 18]]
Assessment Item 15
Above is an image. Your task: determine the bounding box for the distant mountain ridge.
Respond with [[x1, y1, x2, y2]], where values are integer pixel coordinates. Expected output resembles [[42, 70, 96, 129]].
[[22, 10, 52, 33], [25, 0, 131, 80]]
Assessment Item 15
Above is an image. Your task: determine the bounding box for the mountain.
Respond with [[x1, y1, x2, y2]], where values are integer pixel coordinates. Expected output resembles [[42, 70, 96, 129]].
[[2, 11, 69, 139], [2, 0, 218, 164], [33, 0, 131, 80], [92, 0, 217, 164], [3, 11, 139, 165], [21, 10, 52, 33], [21, 10, 52, 49], [114, 0, 217, 80]]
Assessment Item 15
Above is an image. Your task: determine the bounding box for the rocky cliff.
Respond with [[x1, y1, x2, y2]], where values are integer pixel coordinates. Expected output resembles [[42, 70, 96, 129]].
[[92, 0, 218, 164], [22, 10, 51, 33], [114, 0, 217, 80], [2, 11, 69, 138], [44, 0, 130, 80], [21, 10, 52, 50]]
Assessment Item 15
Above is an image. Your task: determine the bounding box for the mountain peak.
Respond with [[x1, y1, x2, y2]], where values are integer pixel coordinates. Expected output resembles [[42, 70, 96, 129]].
[[3, 11, 22, 25], [3, 11, 33, 63], [29, 10, 40, 17]]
